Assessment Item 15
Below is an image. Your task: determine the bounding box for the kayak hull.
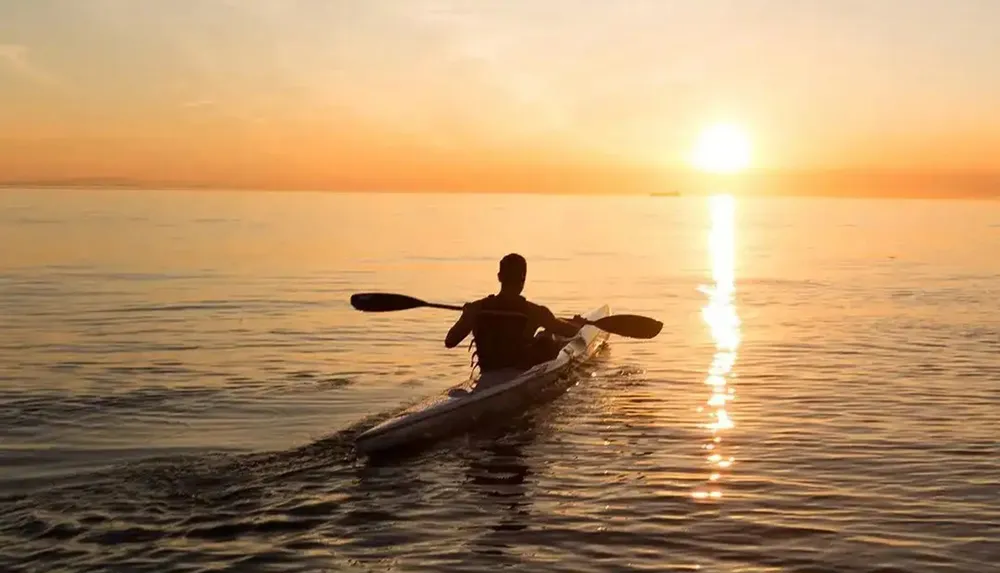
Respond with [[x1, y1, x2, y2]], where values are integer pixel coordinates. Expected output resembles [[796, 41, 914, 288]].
[[355, 305, 611, 455]]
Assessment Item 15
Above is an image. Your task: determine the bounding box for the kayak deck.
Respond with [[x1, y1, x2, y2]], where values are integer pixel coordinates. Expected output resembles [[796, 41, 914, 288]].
[[355, 305, 610, 454]]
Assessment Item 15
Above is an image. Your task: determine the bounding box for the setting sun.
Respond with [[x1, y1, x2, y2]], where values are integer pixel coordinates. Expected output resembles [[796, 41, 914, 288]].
[[691, 124, 752, 174]]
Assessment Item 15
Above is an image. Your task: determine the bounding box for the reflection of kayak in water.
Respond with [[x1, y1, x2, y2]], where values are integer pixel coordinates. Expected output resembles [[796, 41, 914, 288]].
[[354, 305, 611, 455]]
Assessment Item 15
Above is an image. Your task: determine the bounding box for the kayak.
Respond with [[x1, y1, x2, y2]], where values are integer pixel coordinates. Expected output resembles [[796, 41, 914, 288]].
[[354, 304, 611, 454]]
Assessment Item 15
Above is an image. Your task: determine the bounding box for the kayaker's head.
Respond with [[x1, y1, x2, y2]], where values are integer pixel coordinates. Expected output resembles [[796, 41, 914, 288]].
[[497, 253, 527, 294]]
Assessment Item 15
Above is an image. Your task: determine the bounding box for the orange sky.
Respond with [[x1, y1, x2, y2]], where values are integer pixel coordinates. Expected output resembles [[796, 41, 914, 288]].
[[3, 1, 1000, 194]]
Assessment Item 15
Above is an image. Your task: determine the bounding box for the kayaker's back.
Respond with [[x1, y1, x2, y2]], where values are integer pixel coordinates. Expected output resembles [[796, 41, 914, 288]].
[[471, 294, 542, 372]]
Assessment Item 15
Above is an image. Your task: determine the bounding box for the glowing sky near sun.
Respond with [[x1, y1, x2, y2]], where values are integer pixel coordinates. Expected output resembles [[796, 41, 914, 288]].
[[2, 1, 1000, 191]]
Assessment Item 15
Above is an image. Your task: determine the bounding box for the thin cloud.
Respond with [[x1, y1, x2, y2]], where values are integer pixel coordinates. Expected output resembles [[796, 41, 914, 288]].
[[0, 44, 59, 86], [182, 99, 215, 108]]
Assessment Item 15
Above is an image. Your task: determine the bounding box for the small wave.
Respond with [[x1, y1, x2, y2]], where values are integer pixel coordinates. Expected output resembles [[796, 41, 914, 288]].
[[109, 299, 326, 314]]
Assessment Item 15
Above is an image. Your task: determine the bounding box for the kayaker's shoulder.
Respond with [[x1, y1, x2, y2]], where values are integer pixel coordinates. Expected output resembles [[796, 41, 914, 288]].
[[524, 300, 555, 317], [465, 296, 491, 311]]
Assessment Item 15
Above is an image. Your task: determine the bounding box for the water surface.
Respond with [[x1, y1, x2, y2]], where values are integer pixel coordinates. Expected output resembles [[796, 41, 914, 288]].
[[1, 189, 998, 572]]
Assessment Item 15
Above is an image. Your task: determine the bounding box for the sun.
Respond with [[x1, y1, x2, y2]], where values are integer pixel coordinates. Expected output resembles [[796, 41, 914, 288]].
[[690, 123, 752, 174]]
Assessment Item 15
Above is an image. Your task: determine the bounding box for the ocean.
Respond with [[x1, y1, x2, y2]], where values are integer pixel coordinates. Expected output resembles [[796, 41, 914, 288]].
[[1, 188, 998, 572]]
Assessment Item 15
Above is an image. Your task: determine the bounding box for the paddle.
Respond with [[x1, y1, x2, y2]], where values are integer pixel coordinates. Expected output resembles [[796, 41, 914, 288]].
[[350, 292, 663, 340], [350, 292, 461, 312]]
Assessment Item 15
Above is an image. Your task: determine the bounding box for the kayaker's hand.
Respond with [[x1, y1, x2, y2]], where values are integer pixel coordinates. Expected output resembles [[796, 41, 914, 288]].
[[568, 314, 587, 327], [446, 301, 480, 348]]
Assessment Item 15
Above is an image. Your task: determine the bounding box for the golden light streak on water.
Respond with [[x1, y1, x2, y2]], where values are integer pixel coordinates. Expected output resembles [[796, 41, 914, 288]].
[[693, 194, 741, 501]]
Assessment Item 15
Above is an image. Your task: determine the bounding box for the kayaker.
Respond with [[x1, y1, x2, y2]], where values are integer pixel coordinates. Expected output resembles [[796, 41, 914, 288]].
[[444, 253, 585, 379]]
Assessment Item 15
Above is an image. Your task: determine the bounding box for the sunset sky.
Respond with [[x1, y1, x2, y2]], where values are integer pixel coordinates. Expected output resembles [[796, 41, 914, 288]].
[[2, 0, 999, 193]]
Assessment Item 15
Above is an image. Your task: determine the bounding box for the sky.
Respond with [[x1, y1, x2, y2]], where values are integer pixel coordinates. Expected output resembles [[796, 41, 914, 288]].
[[2, 0, 1000, 193]]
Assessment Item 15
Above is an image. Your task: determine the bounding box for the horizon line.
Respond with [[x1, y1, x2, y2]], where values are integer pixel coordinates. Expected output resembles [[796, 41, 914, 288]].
[[2, 183, 998, 200]]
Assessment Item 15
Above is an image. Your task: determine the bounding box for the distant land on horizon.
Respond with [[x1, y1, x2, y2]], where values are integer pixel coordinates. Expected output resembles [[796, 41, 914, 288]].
[[1, 169, 999, 199]]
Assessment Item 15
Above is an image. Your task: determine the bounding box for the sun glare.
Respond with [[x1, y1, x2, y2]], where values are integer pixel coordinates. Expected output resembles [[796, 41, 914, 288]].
[[691, 124, 752, 174], [692, 194, 740, 502]]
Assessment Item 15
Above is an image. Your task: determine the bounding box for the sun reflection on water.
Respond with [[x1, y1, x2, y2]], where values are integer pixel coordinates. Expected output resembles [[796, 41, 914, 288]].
[[694, 194, 741, 501]]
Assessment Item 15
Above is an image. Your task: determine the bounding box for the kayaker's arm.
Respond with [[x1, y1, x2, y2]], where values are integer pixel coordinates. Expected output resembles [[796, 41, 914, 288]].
[[538, 307, 583, 338], [445, 303, 478, 348]]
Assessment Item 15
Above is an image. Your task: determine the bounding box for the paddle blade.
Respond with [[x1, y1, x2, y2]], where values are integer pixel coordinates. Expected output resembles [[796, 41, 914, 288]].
[[350, 292, 430, 312], [591, 314, 663, 339]]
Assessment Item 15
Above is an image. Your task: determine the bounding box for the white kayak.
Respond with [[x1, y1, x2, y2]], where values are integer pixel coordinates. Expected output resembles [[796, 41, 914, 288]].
[[355, 304, 611, 454]]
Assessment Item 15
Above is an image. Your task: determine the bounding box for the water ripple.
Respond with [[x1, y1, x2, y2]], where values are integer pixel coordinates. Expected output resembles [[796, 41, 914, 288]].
[[2, 191, 999, 572]]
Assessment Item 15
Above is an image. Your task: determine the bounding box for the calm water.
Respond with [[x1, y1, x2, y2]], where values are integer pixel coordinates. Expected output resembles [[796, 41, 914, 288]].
[[1, 189, 998, 572]]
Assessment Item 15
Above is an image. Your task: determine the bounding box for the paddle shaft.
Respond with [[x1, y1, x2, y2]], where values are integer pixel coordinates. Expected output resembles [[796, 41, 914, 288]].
[[425, 302, 463, 311], [431, 302, 575, 321], [351, 293, 561, 318]]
